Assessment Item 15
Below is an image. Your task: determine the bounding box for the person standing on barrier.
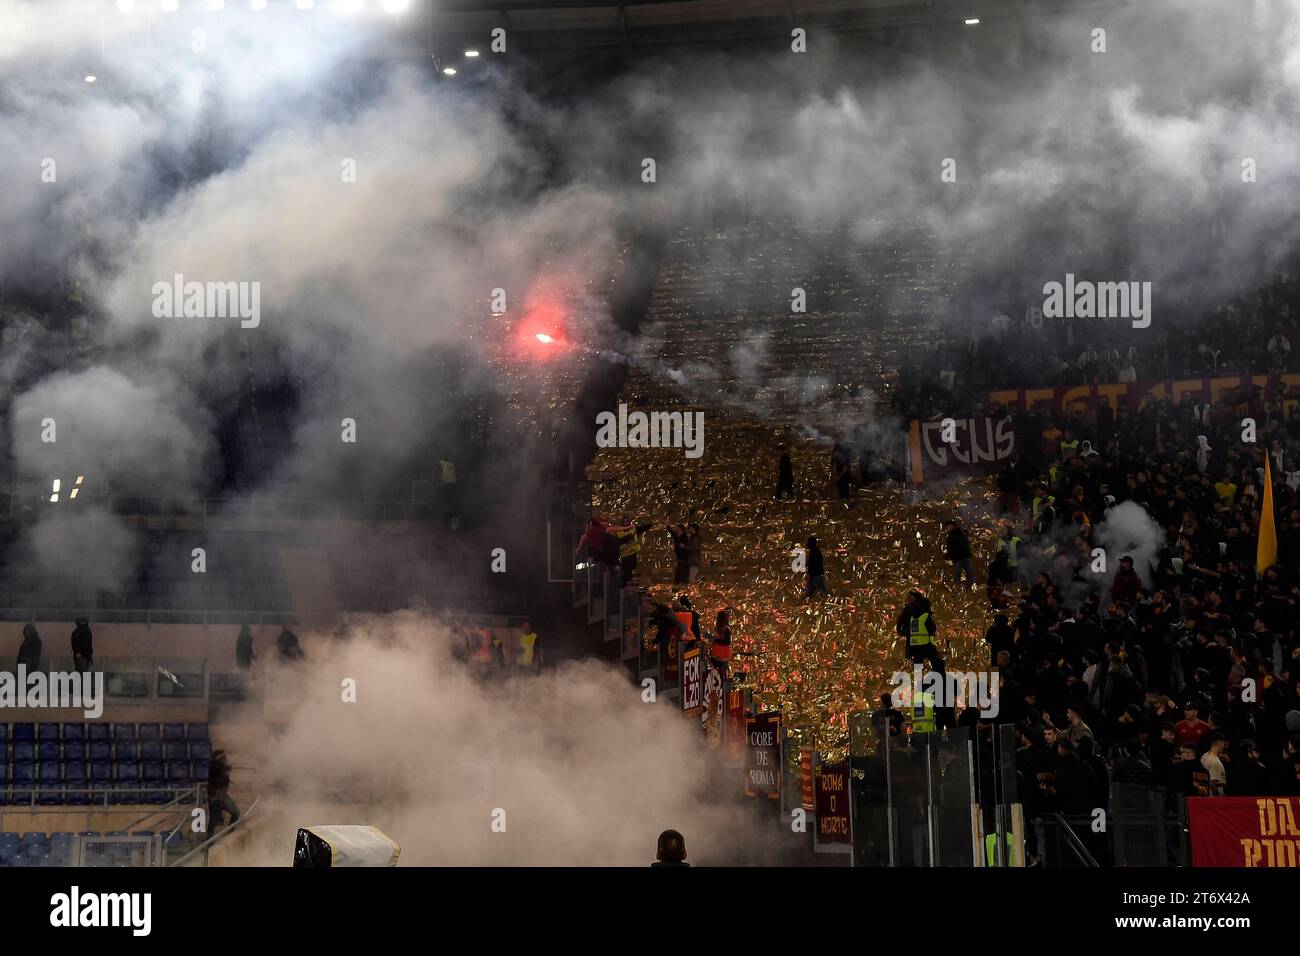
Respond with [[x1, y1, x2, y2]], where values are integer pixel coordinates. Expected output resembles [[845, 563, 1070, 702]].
[[16, 622, 41, 673], [70, 617, 93, 673]]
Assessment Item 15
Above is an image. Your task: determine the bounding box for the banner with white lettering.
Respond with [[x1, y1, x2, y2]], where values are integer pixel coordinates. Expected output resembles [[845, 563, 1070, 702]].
[[744, 712, 781, 800], [906, 416, 1015, 485], [814, 759, 852, 850], [681, 644, 703, 718]]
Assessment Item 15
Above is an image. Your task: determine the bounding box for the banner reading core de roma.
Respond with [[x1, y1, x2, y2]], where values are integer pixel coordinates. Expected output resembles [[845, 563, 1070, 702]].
[[1188, 796, 1300, 867]]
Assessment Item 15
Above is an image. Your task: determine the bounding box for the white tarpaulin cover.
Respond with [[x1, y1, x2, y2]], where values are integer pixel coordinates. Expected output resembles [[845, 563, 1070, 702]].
[[306, 826, 401, 867]]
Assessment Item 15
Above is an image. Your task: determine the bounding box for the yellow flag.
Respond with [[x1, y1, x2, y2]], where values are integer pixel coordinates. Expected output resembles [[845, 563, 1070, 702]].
[[1258, 455, 1278, 574]]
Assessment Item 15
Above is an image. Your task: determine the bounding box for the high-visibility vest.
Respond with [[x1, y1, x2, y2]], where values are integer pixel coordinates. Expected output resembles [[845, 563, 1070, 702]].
[[984, 832, 1017, 866], [997, 536, 1020, 567], [908, 612, 934, 647], [518, 631, 538, 667], [474, 630, 493, 664], [711, 633, 732, 661], [911, 693, 936, 734], [617, 529, 641, 560], [1060, 439, 1079, 457]]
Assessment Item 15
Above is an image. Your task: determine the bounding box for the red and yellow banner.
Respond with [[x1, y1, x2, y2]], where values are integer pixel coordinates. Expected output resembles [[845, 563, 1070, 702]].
[[1188, 797, 1300, 867], [990, 371, 1300, 414]]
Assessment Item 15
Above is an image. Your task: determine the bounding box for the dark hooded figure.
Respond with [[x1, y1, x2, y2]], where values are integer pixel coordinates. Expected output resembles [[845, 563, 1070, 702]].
[[277, 625, 305, 661], [16, 623, 41, 672], [207, 750, 240, 829], [235, 625, 255, 670], [70, 618, 93, 673]]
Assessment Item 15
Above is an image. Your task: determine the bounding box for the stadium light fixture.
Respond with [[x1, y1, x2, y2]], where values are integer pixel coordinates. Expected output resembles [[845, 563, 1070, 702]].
[[442, 66, 457, 76], [464, 49, 480, 58], [49, 478, 61, 502], [70, 476, 85, 500], [84, 74, 97, 83], [964, 18, 980, 25]]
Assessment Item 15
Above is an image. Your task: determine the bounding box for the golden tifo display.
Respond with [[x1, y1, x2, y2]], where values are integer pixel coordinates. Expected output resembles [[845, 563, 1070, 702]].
[[589, 403, 1002, 759]]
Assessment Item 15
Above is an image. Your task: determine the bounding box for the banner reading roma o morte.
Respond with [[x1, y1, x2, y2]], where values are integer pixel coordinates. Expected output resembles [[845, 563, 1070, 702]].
[[1188, 796, 1300, 867]]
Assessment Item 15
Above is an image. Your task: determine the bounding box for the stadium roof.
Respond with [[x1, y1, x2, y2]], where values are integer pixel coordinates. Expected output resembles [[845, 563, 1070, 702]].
[[431, 0, 1115, 49]]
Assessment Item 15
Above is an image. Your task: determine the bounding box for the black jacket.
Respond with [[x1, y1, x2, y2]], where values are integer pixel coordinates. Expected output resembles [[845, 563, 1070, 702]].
[[806, 545, 825, 578], [16, 624, 41, 671], [70, 620, 93, 659], [946, 528, 972, 561]]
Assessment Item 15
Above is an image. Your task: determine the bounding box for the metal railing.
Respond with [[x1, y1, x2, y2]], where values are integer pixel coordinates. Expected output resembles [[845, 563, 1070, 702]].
[[170, 796, 262, 868], [0, 607, 297, 627], [1, 490, 434, 527], [0, 656, 212, 702]]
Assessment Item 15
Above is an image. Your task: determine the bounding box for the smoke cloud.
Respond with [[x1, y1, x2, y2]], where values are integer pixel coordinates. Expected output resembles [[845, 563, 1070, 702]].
[[225, 614, 773, 866]]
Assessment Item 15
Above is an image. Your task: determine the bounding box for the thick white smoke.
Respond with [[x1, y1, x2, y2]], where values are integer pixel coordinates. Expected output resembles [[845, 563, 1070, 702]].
[[223, 613, 774, 866], [1095, 500, 1167, 590]]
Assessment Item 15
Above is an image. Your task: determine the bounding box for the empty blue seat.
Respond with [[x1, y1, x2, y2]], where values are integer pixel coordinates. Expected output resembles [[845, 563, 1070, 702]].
[[89, 783, 111, 806], [37, 764, 63, 805], [185, 724, 210, 742], [115, 742, 137, 762], [166, 761, 190, 783], [89, 762, 111, 783], [62, 724, 85, 743], [163, 724, 185, 742], [20, 832, 48, 848], [12, 742, 35, 763], [163, 742, 188, 761], [48, 833, 75, 866], [62, 741, 85, 763], [141, 762, 167, 804], [88, 724, 110, 743], [0, 724, 6, 744], [0, 834, 19, 867], [12, 763, 35, 802], [37, 723, 60, 742], [192, 761, 209, 783], [37, 741, 60, 762], [139, 741, 162, 762], [12, 724, 35, 744], [189, 741, 212, 762], [89, 741, 111, 762], [136, 724, 161, 742], [116, 763, 140, 783], [64, 764, 88, 806], [112, 723, 136, 743], [114, 782, 141, 804]]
